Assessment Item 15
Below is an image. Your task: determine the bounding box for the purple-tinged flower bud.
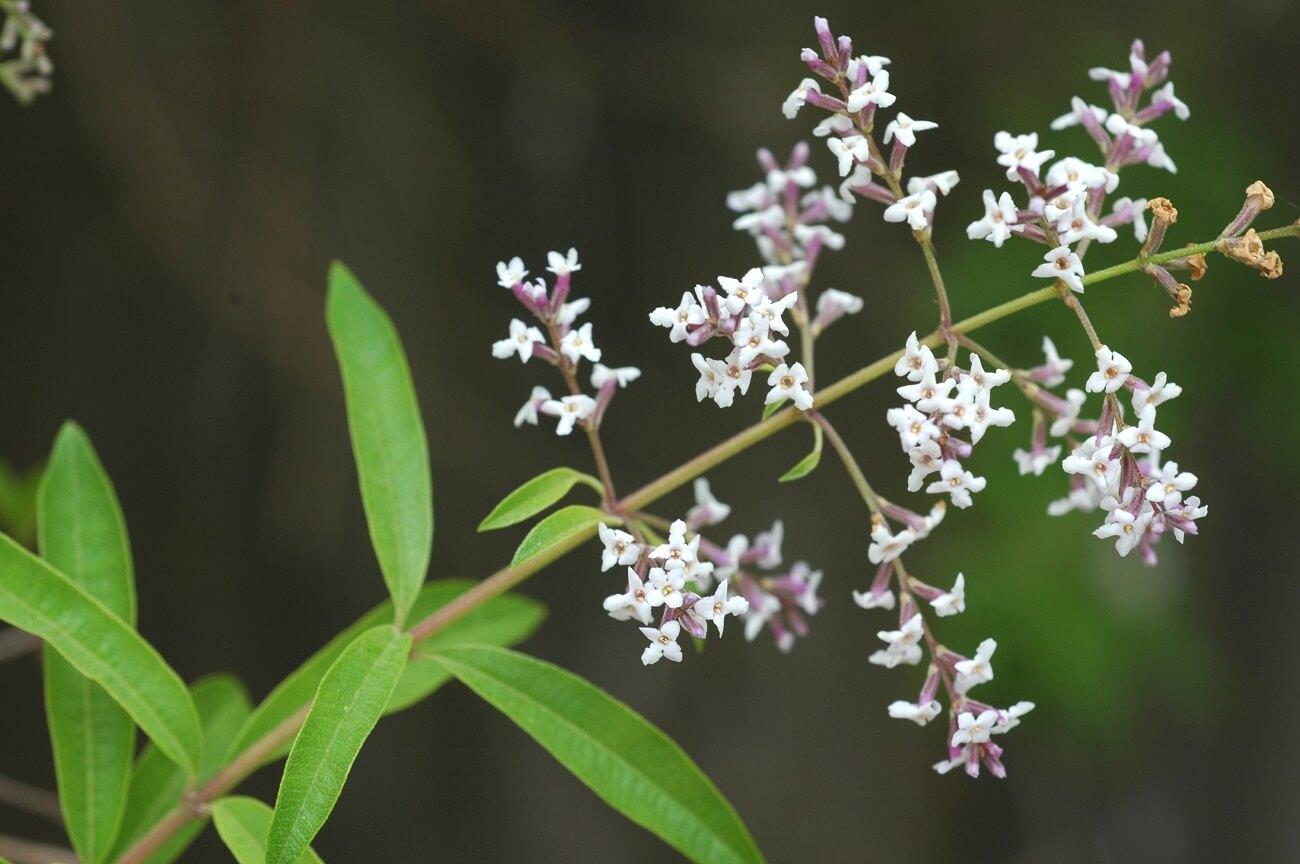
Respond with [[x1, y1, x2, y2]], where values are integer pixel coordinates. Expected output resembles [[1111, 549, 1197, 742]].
[[813, 16, 836, 63], [799, 47, 837, 80]]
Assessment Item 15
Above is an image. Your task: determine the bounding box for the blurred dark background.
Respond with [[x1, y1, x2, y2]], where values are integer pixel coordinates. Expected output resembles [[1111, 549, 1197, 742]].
[[2, 1, 1298, 861]]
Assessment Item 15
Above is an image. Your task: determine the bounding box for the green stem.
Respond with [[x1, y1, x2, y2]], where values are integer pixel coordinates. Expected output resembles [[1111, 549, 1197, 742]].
[[809, 412, 881, 514]]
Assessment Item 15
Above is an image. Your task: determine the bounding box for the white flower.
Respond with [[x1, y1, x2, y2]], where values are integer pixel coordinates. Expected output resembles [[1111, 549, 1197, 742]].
[[793, 222, 845, 251], [766, 362, 814, 411], [992, 701, 1036, 735], [868, 521, 915, 565], [883, 189, 936, 231], [591, 364, 641, 389], [827, 134, 872, 177], [906, 440, 943, 492], [894, 331, 938, 382], [639, 619, 683, 665], [846, 69, 896, 111], [691, 353, 727, 405], [1145, 461, 1197, 507], [954, 638, 996, 694], [541, 394, 596, 435], [887, 404, 941, 451], [1055, 193, 1118, 246], [951, 709, 998, 746], [753, 519, 784, 569], [1032, 245, 1087, 294], [647, 566, 686, 609], [732, 315, 789, 367], [603, 569, 653, 625], [965, 354, 1011, 392], [559, 322, 602, 366], [496, 256, 528, 288], [598, 523, 641, 572], [492, 318, 545, 362], [814, 288, 864, 325], [994, 131, 1055, 181], [696, 579, 750, 636], [546, 247, 581, 276], [513, 385, 551, 428], [751, 288, 799, 337], [1013, 443, 1062, 476], [1085, 345, 1132, 394], [852, 587, 896, 610], [930, 572, 966, 617], [1046, 157, 1117, 194], [649, 519, 695, 571], [883, 112, 937, 148], [1132, 371, 1182, 411], [897, 371, 954, 413], [813, 114, 856, 138], [686, 477, 731, 527], [870, 613, 925, 668], [555, 297, 591, 328], [926, 460, 987, 509], [743, 593, 781, 642], [1116, 404, 1170, 454], [1047, 483, 1104, 517], [1051, 96, 1108, 131], [649, 291, 706, 343], [907, 170, 961, 197], [1093, 506, 1153, 557], [968, 388, 1016, 445], [782, 77, 821, 119], [888, 700, 942, 726], [717, 268, 767, 316], [1039, 336, 1074, 387], [1145, 140, 1177, 174], [1151, 81, 1190, 120], [967, 189, 1018, 248], [1049, 388, 1088, 437]]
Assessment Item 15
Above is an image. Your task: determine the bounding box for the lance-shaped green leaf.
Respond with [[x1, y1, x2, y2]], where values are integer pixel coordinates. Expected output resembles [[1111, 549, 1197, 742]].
[[511, 505, 611, 567], [478, 467, 603, 532], [778, 423, 822, 482], [228, 579, 545, 765], [267, 625, 410, 864], [38, 422, 138, 863], [428, 646, 765, 864], [327, 261, 433, 628], [0, 534, 202, 776], [213, 797, 324, 864], [111, 674, 253, 864]]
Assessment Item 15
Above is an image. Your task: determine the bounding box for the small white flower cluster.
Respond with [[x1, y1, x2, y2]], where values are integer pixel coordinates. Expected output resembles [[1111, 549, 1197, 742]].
[[649, 268, 814, 412], [1, 0, 53, 105], [601, 479, 825, 663], [1044, 345, 1207, 564], [786, 17, 960, 233], [967, 40, 1189, 292], [856, 554, 1034, 778], [886, 333, 1015, 509], [493, 249, 641, 436]]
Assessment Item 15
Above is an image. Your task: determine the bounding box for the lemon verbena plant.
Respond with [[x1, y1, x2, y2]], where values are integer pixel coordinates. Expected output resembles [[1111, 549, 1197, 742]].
[[0, 13, 1296, 864]]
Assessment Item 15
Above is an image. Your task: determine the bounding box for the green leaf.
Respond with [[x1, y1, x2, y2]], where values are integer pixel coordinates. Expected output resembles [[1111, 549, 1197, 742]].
[[760, 398, 786, 421], [478, 467, 603, 532], [0, 534, 203, 776], [777, 423, 822, 483], [428, 646, 765, 864], [327, 261, 433, 629], [228, 579, 544, 765], [510, 504, 611, 568], [111, 674, 253, 864], [37, 423, 139, 864], [267, 625, 410, 864], [213, 797, 324, 864]]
